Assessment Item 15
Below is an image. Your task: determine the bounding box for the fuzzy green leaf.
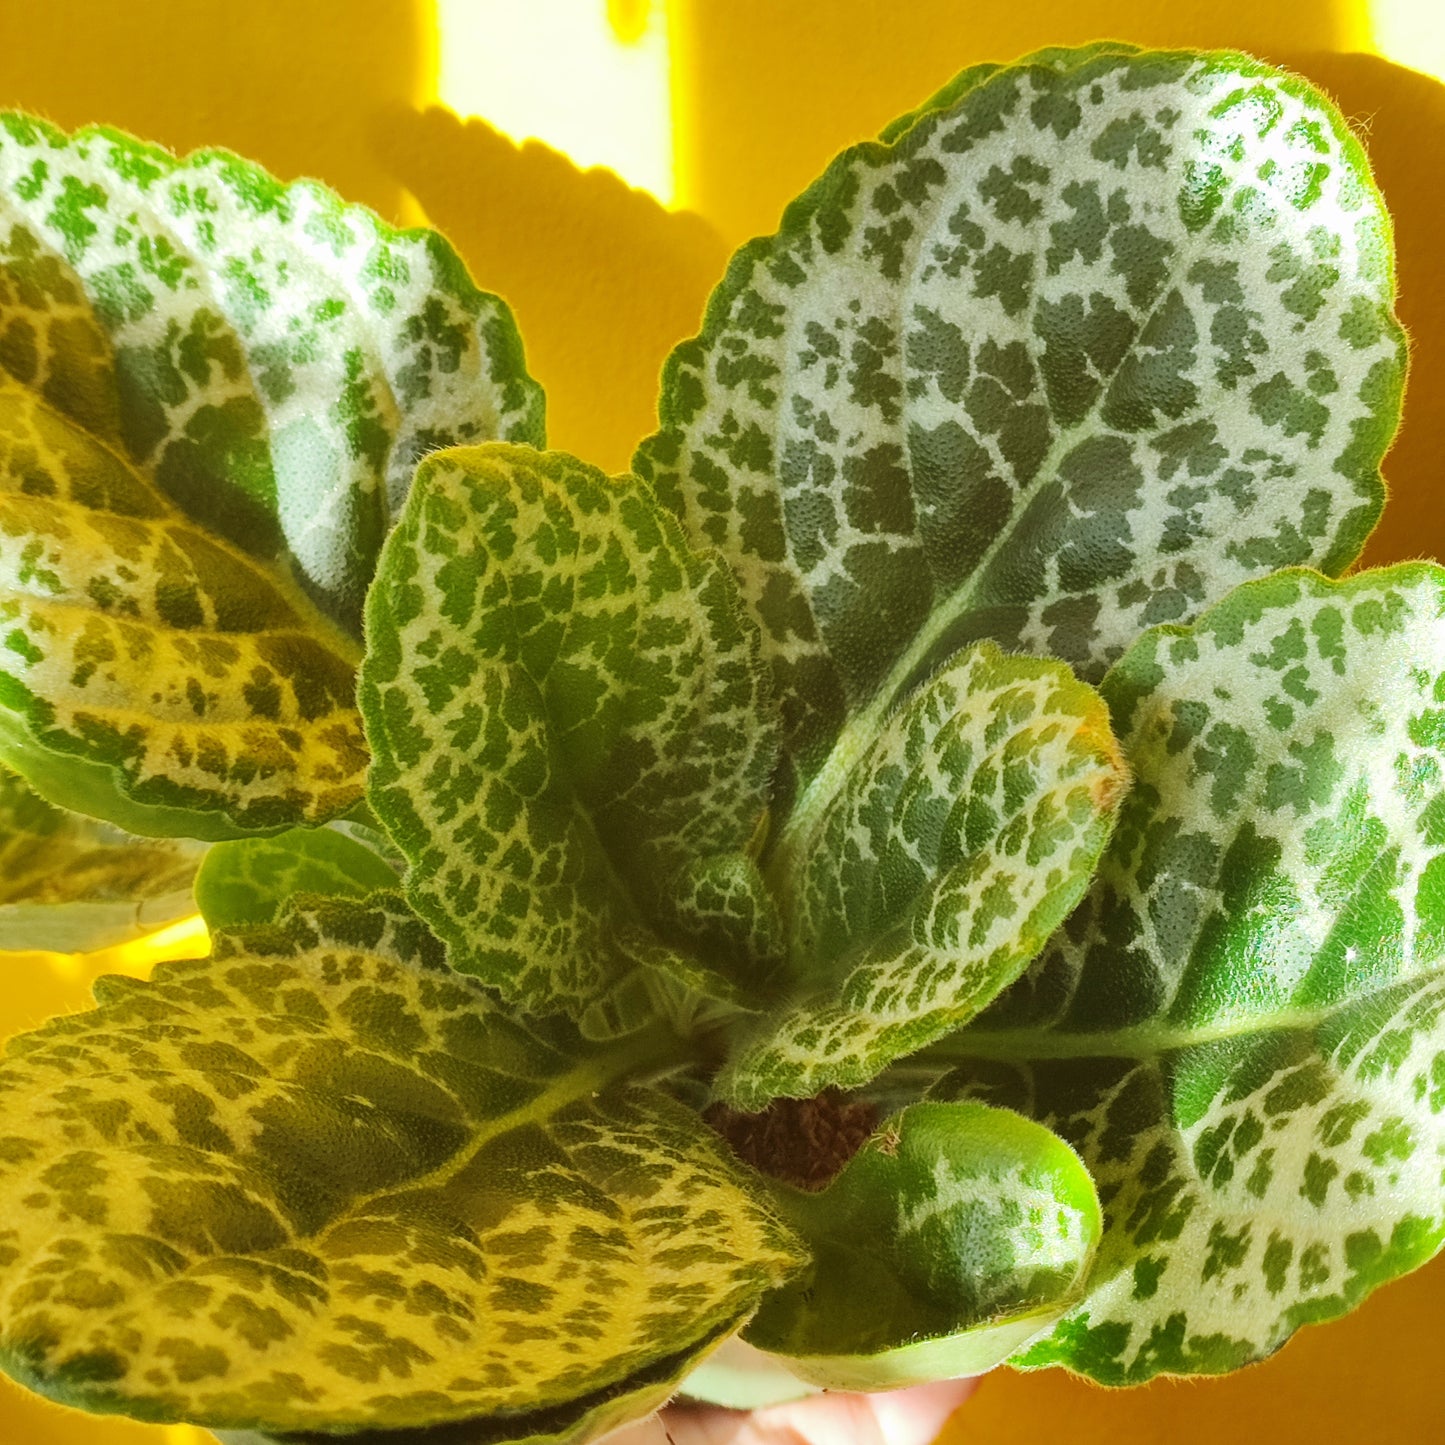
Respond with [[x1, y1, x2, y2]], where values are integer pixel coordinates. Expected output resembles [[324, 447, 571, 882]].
[[0, 764, 202, 951], [0, 113, 543, 838], [986, 565, 1445, 1035], [0, 894, 803, 1435], [718, 646, 1124, 1106], [635, 48, 1404, 811], [194, 825, 399, 929], [361, 443, 778, 1022], [925, 565, 1445, 1380], [742, 1101, 1100, 1390]]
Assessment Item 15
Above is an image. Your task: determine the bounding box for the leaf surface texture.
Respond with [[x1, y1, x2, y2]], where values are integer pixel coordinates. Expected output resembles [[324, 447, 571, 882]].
[[362, 444, 778, 1022], [0, 114, 542, 835], [722, 645, 1124, 1104], [928, 566, 1445, 1379], [0, 896, 801, 1433], [635, 48, 1403, 810]]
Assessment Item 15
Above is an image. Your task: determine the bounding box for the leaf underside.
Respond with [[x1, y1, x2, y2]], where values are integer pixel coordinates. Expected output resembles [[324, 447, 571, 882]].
[[635, 46, 1404, 814], [194, 825, 400, 930], [0, 113, 543, 837], [0, 764, 202, 951], [212, 1321, 738, 1445], [0, 895, 801, 1435], [931, 566, 1445, 1381]]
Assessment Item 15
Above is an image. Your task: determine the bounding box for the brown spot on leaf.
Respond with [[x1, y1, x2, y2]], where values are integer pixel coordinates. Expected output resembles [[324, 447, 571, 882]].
[[1091, 750, 1131, 814]]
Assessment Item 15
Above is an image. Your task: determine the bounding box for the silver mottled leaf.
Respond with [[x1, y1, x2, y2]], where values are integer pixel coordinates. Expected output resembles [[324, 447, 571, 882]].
[[0, 113, 542, 836], [925, 565, 1445, 1380], [361, 443, 776, 1023], [636, 49, 1403, 812]]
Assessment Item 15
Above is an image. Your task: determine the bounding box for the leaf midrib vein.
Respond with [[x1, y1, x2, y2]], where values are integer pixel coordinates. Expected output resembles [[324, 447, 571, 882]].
[[769, 95, 1227, 881], [2, 384, 365, 668], [911, 965, 1445, 1063]]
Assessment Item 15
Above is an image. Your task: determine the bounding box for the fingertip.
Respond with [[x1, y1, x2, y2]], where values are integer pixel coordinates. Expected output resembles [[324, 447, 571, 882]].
[[869, 1377, 978, 1445]]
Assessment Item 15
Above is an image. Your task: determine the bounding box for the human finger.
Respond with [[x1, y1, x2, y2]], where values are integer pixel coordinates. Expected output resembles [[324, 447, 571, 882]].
[[601, 1376, 976, 1445]]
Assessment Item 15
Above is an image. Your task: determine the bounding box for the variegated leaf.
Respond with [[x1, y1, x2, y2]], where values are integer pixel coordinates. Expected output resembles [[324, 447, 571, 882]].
[[0, 894, 803, 1435], [211, 1321, 737, 1443], [0, 113, 543, 837], [875, 43, 1147, 146], [634, 48, 1404, 809], [741, 1101, 1101, 1390], [987, 565, 1445, 1034], [0, 764, 201, 952], [194, 824, 399, 929], [718, 645, 1124, 1106], [360, 443, 778, 1022], [923, 565, 1445, 1380]]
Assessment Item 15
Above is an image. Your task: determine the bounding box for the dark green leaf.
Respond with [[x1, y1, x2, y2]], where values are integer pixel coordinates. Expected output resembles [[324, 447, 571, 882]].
[[742, 1101, 1100, 1388], [194, 825, 399, 929]]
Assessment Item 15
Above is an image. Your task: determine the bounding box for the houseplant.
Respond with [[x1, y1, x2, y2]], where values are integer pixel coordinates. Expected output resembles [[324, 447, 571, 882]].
[[0, 40, 1433, 1442]]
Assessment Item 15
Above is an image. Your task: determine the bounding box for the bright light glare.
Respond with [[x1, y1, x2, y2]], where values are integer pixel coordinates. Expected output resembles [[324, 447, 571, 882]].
[[83, 912, 210, 980], [119, 912, 210, 964], [1370, 0, 1445, 82], [434, 0, 674, 204]]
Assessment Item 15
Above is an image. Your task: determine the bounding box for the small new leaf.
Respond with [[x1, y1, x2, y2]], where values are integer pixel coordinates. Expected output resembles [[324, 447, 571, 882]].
[[361, 443, 778, 1021], [0, 765, 202, 951], [743, 1101, 1101, 1389], [635, 48, 1404, 809], [720, 645, 1124, 1106], [194, 825, 399, 929], [931, 565, 1445, 1380], [0, 895, 803, 1434], [0, 113, 542, 837]]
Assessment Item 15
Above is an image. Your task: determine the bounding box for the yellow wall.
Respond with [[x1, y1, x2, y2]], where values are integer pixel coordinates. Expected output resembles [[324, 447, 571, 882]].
[[0, 2, 1441, 1440]]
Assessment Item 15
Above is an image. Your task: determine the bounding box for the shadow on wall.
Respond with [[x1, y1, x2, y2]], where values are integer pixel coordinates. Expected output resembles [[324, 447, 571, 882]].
[[0, 0, 428, 224], [373, 107, 728, 474], [671, 0, 1355, 244], [0, 0, 1437, 539], [369, 8, 1445, 539]]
